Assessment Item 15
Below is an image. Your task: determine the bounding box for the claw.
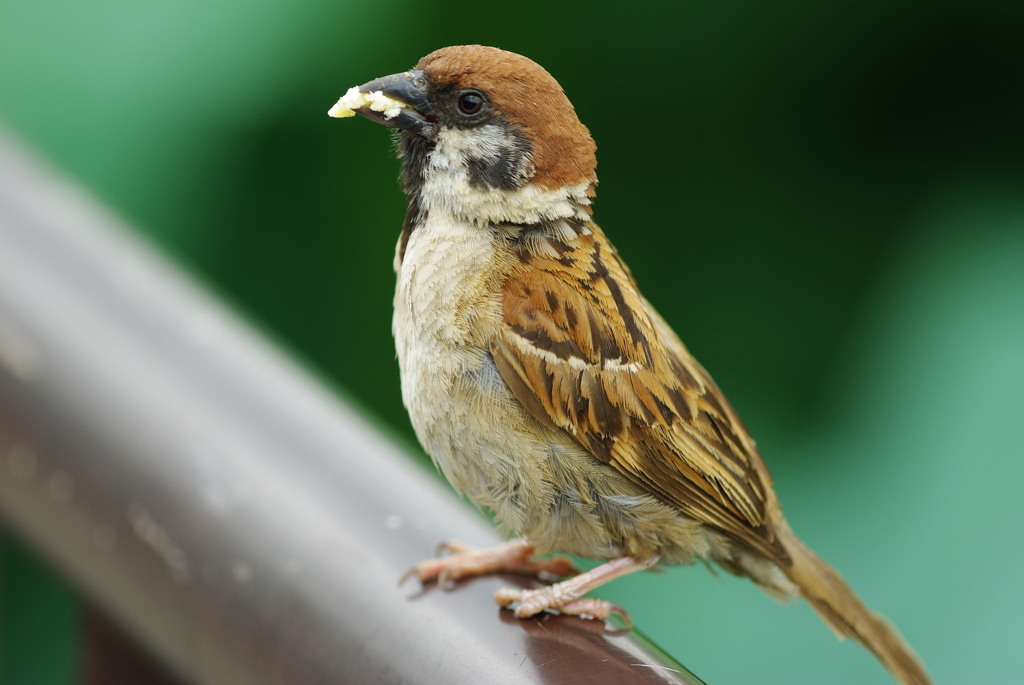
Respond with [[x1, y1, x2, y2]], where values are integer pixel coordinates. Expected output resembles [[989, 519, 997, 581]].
[[435, 540, 474, 556], [398, 567, 416, 587]]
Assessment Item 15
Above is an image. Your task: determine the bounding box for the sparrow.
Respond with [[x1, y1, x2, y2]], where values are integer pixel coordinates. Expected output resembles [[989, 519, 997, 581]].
[[329, 45, 931, 685]]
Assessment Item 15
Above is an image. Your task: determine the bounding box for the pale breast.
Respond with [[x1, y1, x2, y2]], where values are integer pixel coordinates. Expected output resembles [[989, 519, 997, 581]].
[[392, 213, 716, 562], [392, 212, 552, 528]]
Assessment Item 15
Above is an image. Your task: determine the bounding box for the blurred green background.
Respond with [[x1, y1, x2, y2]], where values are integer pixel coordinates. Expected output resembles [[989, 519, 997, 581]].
[[1, 1, 1022, 683]]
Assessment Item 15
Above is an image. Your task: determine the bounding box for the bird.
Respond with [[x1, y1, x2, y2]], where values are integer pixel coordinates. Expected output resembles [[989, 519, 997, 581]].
[[329, 45, 932, 685]]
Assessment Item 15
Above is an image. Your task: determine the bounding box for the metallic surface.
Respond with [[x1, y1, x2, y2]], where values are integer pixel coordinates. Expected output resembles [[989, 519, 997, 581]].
[[0, 131, 704, 685]]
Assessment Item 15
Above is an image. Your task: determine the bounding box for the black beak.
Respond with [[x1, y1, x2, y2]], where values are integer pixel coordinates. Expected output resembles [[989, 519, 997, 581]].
[[353, 70, 437, 140]]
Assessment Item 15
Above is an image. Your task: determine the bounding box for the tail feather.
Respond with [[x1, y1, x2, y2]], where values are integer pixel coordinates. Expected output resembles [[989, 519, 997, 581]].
[[778, 527, 932, 685]]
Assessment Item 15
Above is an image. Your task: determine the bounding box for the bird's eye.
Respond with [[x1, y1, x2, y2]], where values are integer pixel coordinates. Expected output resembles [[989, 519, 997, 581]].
[[457, 90, 485, 116]]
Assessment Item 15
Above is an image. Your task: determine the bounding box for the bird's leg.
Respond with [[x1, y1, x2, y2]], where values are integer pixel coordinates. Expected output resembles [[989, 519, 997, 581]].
[[402, 539, 580, 589], [494, 555, 659, 628]]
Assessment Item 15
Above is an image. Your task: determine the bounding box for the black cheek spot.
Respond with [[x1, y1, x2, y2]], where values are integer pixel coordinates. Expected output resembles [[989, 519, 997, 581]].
[[467, 151, 525, 190], [464, 121, 533, 191]]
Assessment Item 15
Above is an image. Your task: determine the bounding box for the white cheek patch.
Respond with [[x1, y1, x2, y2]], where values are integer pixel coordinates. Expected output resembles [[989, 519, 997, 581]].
[[434, 125, 514, 167], [421, 126, 590, 225], [428, 126, 534, 186]]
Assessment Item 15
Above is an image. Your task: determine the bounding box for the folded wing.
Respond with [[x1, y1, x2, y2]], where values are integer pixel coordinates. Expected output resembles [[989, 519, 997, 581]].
[[490, 220, 787, 563]]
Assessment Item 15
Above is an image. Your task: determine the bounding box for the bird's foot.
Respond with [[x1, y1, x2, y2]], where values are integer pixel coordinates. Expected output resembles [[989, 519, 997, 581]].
[[494, 584, 632, 627], [401, 539, 579, 589], [493, 555, 659, 629]]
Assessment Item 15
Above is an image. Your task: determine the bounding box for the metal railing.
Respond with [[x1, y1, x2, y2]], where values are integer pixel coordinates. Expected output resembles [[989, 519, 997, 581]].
[[0, 130, 703, 685]]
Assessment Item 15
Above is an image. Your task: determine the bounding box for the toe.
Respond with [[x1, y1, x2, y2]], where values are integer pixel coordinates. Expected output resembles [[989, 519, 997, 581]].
[[493, 587, 522, 608], [558, 599, 632, 628]]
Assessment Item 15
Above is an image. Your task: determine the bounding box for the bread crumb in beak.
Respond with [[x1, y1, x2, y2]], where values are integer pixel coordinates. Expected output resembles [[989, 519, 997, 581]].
[[328, 86, 408, 119]]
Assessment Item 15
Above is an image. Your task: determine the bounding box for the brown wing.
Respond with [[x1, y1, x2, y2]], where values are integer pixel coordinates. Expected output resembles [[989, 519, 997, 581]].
[[490, 220, 787, 562]]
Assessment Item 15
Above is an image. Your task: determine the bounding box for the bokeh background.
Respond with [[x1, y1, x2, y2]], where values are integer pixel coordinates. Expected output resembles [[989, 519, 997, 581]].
[[2, 1, 1022, 683]]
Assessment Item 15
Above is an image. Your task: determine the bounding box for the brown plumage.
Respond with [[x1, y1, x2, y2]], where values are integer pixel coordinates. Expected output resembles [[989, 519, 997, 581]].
[[330, 44, 932, 685], [492, 221, 782, 559]]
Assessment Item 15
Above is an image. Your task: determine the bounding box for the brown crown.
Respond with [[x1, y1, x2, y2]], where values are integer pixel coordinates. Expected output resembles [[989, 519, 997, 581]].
[[417, 45, 598, 191]]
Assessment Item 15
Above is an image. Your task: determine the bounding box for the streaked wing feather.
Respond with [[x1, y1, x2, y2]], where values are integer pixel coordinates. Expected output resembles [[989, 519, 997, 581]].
[[491, 220, 785, 561]]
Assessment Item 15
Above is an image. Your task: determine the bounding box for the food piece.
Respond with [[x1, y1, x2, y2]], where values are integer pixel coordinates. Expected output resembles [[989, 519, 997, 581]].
[[328, 86, 408, 120]]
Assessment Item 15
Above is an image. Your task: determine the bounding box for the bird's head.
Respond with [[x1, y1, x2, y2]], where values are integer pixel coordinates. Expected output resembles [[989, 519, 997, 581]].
[[330, 45, 598, 225]]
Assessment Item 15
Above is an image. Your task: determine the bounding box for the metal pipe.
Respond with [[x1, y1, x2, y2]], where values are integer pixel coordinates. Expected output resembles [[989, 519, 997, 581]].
[[0, 130, 702, 685]]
